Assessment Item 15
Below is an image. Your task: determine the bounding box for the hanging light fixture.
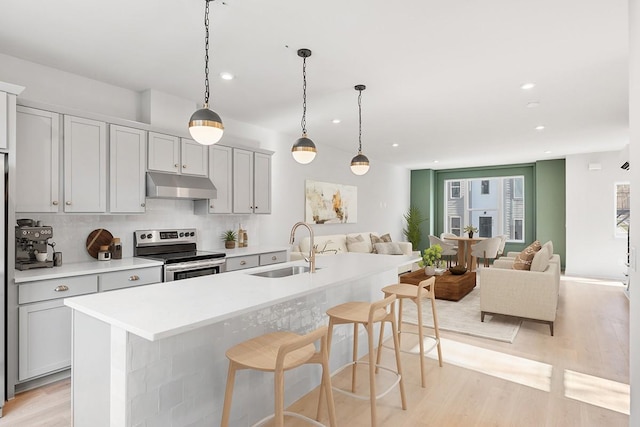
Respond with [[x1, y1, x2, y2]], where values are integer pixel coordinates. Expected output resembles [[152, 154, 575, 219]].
[[291, 48, 317, 164], [188, 0, 224, 145], [350, 84, 370, 175]]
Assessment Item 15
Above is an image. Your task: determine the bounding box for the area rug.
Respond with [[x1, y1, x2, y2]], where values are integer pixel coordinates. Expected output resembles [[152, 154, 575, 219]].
[[401, 288, 522, 343]]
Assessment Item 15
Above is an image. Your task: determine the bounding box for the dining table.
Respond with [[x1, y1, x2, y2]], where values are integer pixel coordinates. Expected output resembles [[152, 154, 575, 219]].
[[443, 235, 486, 270]]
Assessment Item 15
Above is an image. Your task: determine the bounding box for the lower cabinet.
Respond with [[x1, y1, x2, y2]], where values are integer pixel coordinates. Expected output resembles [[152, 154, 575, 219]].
[[226, 251, 287, 272], [17, 266, 161, 382]]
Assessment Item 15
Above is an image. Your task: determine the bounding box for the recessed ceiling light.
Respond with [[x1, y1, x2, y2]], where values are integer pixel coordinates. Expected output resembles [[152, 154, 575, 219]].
[[220, 72, 234, 80], [527, 101, 540, 108], [433, 160, 439, 163], [392, 143, 399, 147], [521, 82, 536, 90], [331, 119, 341, 124], [535, 125, 545, 131], [544, 150, 552, 154]]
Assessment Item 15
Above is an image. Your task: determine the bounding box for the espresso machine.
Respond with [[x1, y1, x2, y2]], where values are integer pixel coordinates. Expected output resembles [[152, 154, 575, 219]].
[[15, 220, 55, 270]]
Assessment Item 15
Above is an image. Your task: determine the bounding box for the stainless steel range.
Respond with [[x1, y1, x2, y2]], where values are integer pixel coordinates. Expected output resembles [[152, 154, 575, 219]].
[[133, 228, 226, 282]]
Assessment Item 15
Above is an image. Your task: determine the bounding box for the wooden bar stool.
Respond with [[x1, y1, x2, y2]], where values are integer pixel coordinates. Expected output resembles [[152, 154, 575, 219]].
[[221, 326, 337, 427], [376, 277, 442, 388], [319, 294, 406, 426]]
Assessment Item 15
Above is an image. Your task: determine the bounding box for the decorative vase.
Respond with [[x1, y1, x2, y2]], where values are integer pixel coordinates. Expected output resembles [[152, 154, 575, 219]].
[[225, 241, 236, 249], [468, 231, 474, 238], [424, 265, 436, 276]]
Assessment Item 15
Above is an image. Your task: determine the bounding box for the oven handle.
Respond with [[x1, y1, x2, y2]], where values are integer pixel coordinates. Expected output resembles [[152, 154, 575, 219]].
[[164, 259, 226, 273]]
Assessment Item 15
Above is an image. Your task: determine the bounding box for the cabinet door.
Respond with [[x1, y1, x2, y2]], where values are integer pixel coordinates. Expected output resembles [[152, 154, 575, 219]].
[[148, 132, 180, 174], [63, 115, 107, 212], [232, 148, 254, 214], [19, 299, 71, 381], [0, 91, 6, 149], [181, 138, 208, 177], [16, 107, 61, 212], [207, 144, 232, 213], [110, 125, 146, 213], [254, 152, 272, 214]]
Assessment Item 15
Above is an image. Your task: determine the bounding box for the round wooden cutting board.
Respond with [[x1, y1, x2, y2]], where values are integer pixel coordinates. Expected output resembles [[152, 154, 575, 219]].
[[86, 228, 114, 259]]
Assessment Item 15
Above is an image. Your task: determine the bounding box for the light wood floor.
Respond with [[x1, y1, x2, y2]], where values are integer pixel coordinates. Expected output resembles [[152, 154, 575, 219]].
[[0, 276, 629, 426]]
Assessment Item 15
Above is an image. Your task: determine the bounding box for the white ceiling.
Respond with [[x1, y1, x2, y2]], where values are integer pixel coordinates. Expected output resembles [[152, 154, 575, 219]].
[[0, 0, 629, 170]]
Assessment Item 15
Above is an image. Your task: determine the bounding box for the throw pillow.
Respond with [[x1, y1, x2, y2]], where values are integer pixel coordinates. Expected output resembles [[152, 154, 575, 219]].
[[530, 246, 550, 272], [542, 241, 553, 258], [513, 240, 542, 271], [374, 242, 404, 255], [370, 233, 392, 253], [346, 235, 370, 253]]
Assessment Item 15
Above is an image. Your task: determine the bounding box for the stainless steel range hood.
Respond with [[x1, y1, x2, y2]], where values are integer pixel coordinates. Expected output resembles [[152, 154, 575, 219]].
[[146, 172, 217, 200]]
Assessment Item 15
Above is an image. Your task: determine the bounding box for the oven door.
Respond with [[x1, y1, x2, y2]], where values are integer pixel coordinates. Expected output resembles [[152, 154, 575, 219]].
[[164, 259, 226, 282]]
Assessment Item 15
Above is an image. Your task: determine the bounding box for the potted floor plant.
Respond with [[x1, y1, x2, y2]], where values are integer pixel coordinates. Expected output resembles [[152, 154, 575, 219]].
[[402, 206, 426, 251], [221, 230, 237, 249], [419, 244, 442, 276]]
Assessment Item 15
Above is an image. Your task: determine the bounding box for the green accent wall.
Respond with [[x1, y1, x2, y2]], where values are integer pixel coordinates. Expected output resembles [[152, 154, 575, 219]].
[[410, 160, 566, 267], [535, 159, 566, 267]]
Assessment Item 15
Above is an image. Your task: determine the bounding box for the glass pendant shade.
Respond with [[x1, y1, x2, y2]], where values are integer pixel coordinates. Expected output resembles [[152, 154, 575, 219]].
[[350, 152, 370, 175], [291, 135, 317, 164], [188, 106, 224, 145]]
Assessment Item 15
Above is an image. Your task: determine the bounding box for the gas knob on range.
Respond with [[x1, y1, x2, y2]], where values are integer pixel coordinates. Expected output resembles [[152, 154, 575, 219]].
[[139, 234, 146, 239], [179, 232, 185, 237], [146, 234, 152, 239]]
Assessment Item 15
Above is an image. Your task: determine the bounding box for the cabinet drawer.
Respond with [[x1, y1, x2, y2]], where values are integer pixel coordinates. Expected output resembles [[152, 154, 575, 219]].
[[100, 267, 162, 292], [259, 251, 287, 266], [226, 255, 259, 271], [19, 275, 98, 304]]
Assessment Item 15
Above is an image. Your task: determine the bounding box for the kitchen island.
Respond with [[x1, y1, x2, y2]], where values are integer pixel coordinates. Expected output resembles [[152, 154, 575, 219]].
[[65, 252, 418, 426]]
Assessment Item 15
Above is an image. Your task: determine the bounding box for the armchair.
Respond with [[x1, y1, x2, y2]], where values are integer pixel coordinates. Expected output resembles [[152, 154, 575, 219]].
[[480, 246, 559, 335]]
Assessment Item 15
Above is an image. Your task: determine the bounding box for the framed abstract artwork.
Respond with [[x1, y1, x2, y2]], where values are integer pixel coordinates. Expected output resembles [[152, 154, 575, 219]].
[[305, 180, 357, 224]]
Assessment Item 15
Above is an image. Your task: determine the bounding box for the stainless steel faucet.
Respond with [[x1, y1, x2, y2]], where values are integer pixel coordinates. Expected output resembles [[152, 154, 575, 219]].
[[289, 222, 316, 273]]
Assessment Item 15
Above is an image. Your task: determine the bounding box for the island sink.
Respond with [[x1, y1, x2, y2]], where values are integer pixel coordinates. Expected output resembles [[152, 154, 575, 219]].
[[249, 265, 320, 278]]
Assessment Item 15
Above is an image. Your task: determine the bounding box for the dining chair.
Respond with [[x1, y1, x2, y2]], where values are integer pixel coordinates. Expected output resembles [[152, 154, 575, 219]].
[[496, 234, 508, 258], [470, 237, 502, 268], [428, 235, 457, 267]]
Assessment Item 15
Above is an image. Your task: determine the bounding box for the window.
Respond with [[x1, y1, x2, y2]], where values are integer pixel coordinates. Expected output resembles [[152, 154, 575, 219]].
[[616, 182, 630, 237], [444, 176, 525, 242], [449, 181, 461, 199], [450, 216, 461, 236], [481, 180, 490, 195]]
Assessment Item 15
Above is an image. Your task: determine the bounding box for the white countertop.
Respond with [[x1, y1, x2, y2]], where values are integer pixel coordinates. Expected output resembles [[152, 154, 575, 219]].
[[14, 258, 164, 283], [64, 253, 418, 341]]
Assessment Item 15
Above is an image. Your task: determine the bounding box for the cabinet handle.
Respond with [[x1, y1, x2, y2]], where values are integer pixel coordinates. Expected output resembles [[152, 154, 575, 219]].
[[240, 260, 247, 265], [210, 204, 214, 208], [271, 256, 277, 261], [54, 285, 69, 292], [174, 163, 179, 168], [141, 203, 145, 207], [129, 275, 140, 281], [52, 201, 59, 206], [182, 164, 187, 169], [65, 201, 72, 205]]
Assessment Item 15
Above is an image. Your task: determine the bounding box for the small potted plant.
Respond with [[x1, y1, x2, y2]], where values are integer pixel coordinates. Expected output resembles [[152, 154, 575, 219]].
[[221, 230, 237, 249], [418, 244, 442, 276], [464, 225, 478, 238]]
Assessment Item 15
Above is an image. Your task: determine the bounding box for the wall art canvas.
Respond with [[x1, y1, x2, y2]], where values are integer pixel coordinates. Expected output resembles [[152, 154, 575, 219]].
[[305, 180, 357, 224]]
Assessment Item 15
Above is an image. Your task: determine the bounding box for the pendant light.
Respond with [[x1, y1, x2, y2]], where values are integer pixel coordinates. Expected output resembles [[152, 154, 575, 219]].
[[188, 0, 224, 145], [291, 48, 317, 164], [350, 84, 370, 175]]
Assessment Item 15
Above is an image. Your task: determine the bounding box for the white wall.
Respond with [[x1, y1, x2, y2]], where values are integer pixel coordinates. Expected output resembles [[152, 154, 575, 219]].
[[5, 53, 410, 263], [565, 151, 629, 280]]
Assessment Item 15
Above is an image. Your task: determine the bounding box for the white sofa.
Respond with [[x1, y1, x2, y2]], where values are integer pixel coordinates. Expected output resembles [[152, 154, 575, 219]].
[[480, 245, 560, 335], [290, 231, 413, 260]]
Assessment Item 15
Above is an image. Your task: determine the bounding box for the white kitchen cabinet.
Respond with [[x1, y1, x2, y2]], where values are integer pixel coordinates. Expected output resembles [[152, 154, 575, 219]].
[[233, 148, 272, 214], [147, 132, 208, 177], [195, 144, 232, 214], [0, 91, 6, 149], [225, 250, 287, 271], [63, 115, 107, 212], [16, 106, 61, 213], [109, 125, 146, 213]]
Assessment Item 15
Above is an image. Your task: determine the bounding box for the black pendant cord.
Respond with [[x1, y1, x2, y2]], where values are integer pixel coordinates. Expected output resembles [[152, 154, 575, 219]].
[[357, 88, 363, 153], [301, 55, 307, 135], [203, 0, 211, 107]]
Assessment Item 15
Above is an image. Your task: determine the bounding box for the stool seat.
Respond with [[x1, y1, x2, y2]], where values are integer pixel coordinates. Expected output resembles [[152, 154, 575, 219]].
[[326, 301, 388, 324], [380, 283, 421, 299], [226, 331, 316, 372]]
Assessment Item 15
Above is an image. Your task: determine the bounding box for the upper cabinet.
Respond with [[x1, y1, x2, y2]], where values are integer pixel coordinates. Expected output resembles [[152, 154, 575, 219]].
[[63, 115, 107, 213], [147, 132, 208, 177], [110, 125, 146, 213], [16, 106, 61, 213], [195, 144, 232, 214], [232, 148, 272, 214]]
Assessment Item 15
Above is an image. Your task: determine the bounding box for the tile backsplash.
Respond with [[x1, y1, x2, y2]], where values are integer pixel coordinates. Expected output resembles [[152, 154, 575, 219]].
[[17, 199, 259, 263]]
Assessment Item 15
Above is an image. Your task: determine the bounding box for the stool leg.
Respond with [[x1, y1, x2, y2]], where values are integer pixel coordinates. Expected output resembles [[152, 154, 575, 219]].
[[221, 361, 238, 427], [397, 298, 404, 346], [320, 335, 338, 427], [375, 311, 386, 374], [351, 322, 359, 393], [415, 296, 426, 388], [390, 315, 407, 410], [431, 296, 443, 367], [367, 322, 377, 427], [274, 365, 285, 427], [317, 319, 335, 420]]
